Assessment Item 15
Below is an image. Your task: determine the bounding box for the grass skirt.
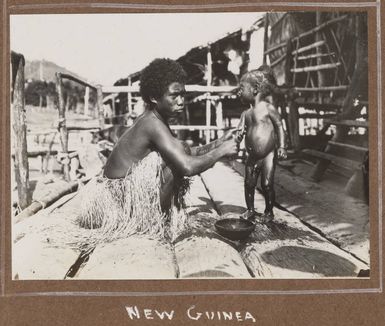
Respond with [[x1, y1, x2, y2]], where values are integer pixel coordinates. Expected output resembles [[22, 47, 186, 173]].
[[76, 152, 190, 250]]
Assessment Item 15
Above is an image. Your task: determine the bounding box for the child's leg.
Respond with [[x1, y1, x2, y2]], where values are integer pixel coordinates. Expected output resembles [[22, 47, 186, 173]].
[[260, 150, 277, 223], [241, 157, 262, 220]]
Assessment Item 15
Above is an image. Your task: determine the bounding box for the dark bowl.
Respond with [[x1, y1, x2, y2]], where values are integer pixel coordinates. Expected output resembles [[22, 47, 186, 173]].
[[214, 218, 255, 241]]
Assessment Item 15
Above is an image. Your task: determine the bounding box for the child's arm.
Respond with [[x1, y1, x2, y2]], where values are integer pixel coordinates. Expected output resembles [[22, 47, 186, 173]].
[[267, 104, 287, 159]]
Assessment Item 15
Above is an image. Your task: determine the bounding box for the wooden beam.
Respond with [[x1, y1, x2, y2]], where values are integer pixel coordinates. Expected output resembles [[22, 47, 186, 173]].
[[102, 84, 236, 94], [59, 73, 97, 90], [291, 40, 325, 56], [291, 62, 341, 73], [12, 52, 31, 209], [323, 119, 368, 128], [170, 125, 225, 131], [294, 85, 348, 92], [295, 100, 342, 110], [292, 15, 348, 42]]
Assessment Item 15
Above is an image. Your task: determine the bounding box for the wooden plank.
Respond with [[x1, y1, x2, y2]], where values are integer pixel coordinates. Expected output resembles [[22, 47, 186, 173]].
[[12, 192, 85, 280], [302, 149, 361, 170], [291, 62, 341, 73], [175, 232, 251, 278], [232, 160, 370, 263], [76, 237, 177, 279], [202, 162, 368, 277], [273, 164, 369, 263], [328, 141, 368, 153], [174, 176, 251, 278], [323, 119, 368, 128]]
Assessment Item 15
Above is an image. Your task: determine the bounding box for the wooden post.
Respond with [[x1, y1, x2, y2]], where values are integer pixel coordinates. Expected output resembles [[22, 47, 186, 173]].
[[215, 101, 224, 137], [288, 100, 300, 151], [84, 86, 89, 116], [316, 12, 325, 104], [12, 52, 31, 209], [56, 73, 70, 181], [206, 46, 212, 144], [263, 13, 269, 64], [96, 86, 104, 129], [128, 77, 132, 114]]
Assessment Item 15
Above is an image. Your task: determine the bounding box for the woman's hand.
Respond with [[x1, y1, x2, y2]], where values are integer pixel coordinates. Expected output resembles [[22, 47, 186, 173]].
[[220, 135, 239, 157]]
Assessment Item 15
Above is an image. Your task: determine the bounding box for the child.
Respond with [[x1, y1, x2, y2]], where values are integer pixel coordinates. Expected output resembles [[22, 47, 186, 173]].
[[236, 68, 287, 223]]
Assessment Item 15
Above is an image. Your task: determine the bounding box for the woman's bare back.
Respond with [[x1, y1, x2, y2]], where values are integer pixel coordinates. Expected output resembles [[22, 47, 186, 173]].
[[103, 112, 155, 179]]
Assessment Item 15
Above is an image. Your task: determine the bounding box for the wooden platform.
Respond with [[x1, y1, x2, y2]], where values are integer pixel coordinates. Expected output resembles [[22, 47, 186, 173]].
[[12, 162, 369, 279]]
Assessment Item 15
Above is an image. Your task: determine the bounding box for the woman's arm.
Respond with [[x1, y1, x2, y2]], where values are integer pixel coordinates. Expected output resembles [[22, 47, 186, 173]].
[[149, 118, 238, 176]]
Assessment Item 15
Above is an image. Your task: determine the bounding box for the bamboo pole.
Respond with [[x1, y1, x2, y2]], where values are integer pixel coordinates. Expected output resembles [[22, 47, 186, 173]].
[[263, 13, 269, 64], [206, 46, 212, 144], [270, 53, 286, 68], [292, 14, 348, 42], [12, 52, 31, 209], [291, 62, 341, 73], [291, 40, 325, 56], [264, 41, 286, 55], [297, 52, 335, 61], [316, 12, 325, 104], [56, 73, 70, 181], [127, 77, 132, 114], [294, 85, 348, 92], [15, 180, 81, 223], [215, 101, 224, 137]]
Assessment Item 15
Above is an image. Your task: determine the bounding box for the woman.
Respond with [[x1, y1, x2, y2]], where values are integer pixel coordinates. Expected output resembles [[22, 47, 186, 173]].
[[79, 58, 238, 245]]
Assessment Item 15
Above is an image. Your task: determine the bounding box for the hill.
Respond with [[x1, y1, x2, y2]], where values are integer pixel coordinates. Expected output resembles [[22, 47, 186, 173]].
[[24, 59, 89, 84]]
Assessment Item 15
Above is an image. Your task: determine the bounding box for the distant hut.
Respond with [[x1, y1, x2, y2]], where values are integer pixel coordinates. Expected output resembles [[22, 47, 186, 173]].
[[263, 12, 368, 195]]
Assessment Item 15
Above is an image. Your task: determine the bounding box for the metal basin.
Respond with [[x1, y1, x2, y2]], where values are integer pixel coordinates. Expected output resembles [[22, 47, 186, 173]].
[[214, 218, 255, 241]]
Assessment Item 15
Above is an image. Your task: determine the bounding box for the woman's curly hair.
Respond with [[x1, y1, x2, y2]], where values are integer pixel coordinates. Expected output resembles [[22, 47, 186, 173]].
[[140, 58, 187, 104], [241, 66, 277, 96]]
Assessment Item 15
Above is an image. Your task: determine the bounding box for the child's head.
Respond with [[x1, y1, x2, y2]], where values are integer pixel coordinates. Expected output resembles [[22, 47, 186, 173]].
[[140, 58, 187, 105], [238, 67, 276, 102]]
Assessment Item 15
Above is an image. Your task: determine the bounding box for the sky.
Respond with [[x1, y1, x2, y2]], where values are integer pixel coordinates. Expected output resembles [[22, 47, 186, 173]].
[[11, 13, 264, 85]]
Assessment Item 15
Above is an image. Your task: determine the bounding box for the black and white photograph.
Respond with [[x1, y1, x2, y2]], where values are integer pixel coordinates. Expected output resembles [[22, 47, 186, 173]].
[[10, 11, 370, 280]]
